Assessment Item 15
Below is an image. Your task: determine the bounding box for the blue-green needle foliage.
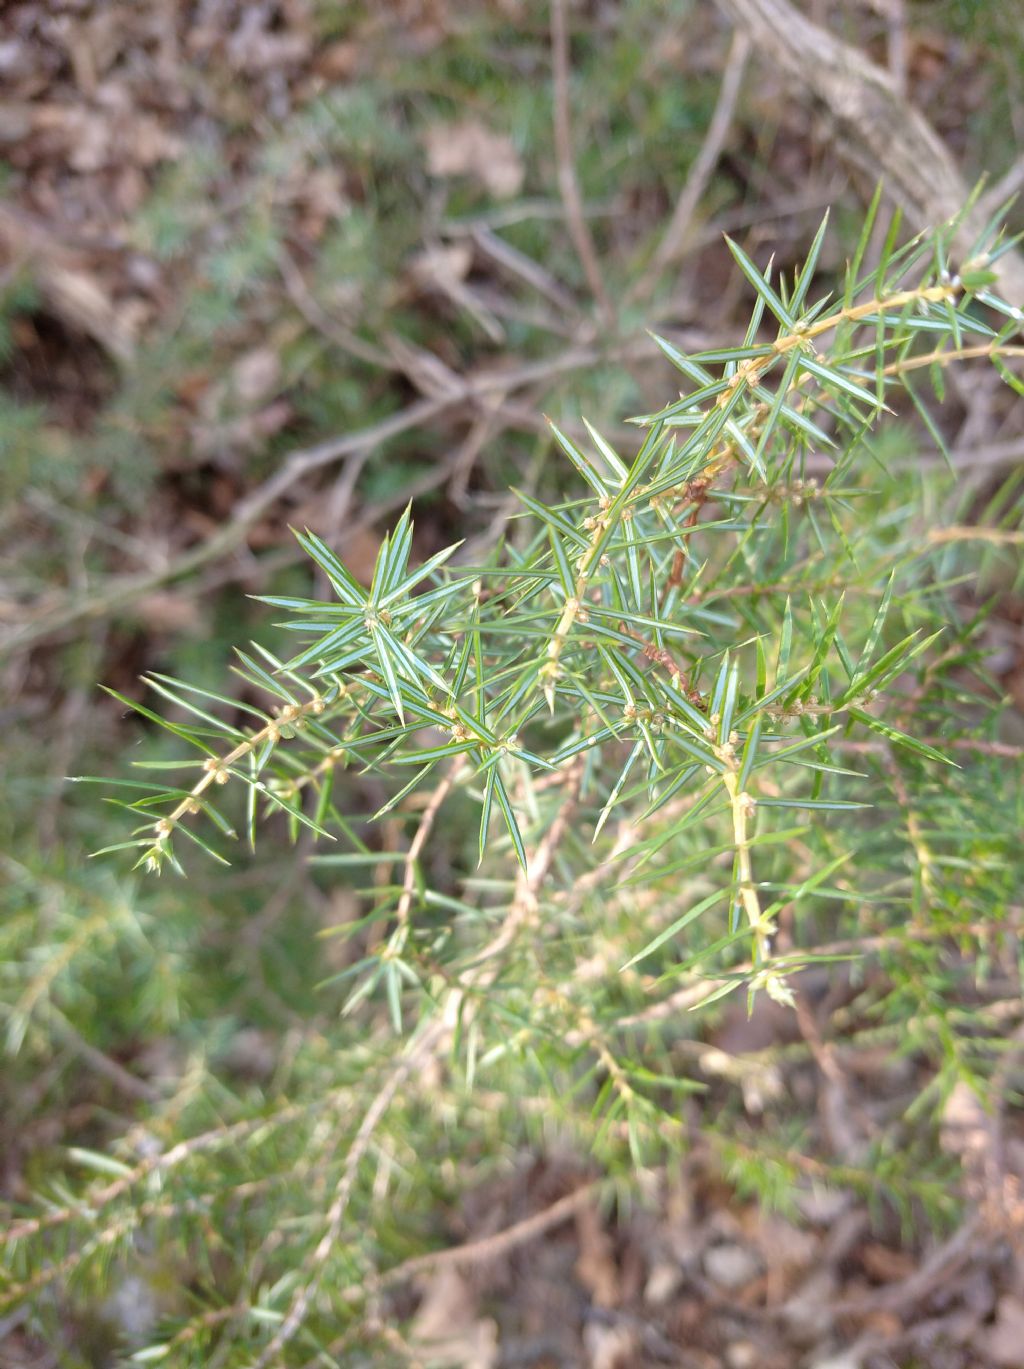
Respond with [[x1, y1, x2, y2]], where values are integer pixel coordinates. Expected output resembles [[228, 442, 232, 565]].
[[7, 207, 1024, 1363]]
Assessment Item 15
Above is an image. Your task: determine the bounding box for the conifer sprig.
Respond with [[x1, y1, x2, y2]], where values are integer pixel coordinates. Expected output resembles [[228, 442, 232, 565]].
[[17, 210, 1019, 1362], [93, 215, 1020, 991]]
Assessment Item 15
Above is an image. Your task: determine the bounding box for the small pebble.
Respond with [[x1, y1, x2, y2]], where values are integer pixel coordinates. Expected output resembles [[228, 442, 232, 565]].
[[783, 1270, 837, 1344], [726, 1342, 759, 1369], [703, 1242, 762, 1290], [644, 1260, 683, 1306], [811, 1354, 862, 1369]]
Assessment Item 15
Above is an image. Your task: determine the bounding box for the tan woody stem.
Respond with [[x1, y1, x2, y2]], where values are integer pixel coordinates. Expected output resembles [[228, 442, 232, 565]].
[[145, 690, 328, 864]]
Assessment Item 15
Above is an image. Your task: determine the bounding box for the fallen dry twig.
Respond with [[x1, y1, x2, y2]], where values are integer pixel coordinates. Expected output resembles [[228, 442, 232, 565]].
[[632, 28, 751, 302], [253, 766, 584, 1366], [551, 0, 614, 324], [716, 0, 1024, 303]]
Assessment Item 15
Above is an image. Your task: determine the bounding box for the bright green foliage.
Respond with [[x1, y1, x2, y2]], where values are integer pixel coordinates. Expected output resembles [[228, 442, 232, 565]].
[[4, 211, 1024, 1364]]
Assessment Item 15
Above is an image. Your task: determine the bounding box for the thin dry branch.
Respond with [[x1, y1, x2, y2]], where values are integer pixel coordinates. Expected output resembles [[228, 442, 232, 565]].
[[378, 1181, 601, 1286], [836, 737, 1024, 759], [277, 246, 393, 370], [45, 1006, 161, 1103], [396, 757, 467, 929], [251, 1021, 445, 1369], [863, 0, 908, 96], [0, 1102, 314, 1252], [716, 0, 1024, 302], [830, 1217, 983, 1316], [468, 223, 582, 316], [632, 29, 751, 302], [550, 0, 614, 324], [253, 766, 584, 1366], [0, 394, 446, 658], [0, 334, 680, 660]]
